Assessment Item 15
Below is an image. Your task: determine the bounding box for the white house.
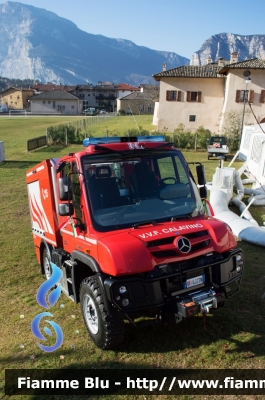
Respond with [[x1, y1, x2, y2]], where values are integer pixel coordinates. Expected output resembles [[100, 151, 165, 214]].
[[29, 90, 82, 114], [152, 53, 265, 133]]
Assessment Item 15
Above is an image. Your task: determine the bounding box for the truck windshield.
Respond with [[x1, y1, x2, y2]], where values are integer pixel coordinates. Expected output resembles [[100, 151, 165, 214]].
[[82, 150, 204, 231]]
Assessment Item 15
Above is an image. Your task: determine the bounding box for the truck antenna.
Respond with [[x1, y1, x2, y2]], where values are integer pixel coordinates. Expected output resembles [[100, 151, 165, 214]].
[[128, 104, 140, 132]]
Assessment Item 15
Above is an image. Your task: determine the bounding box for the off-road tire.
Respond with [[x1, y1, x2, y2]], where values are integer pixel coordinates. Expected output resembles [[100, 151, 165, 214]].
[[42, 247, 52, 280], [80, 276, 124, 349]]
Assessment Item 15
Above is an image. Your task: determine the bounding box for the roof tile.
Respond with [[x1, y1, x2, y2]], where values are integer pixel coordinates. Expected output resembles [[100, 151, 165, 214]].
[[153, 63, 224, 80], [29, 90, 79, 100], [219, 58, 265, 73]]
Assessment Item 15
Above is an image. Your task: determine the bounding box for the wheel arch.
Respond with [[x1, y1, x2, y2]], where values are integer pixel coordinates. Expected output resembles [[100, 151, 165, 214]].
[[71, 250, 100, 303]]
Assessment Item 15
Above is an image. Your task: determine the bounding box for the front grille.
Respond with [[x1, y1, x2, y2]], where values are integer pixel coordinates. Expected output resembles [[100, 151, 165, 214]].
[[146, 237, 174, 247], [151, 250, 177, 258], [148, 230, 211, 259]]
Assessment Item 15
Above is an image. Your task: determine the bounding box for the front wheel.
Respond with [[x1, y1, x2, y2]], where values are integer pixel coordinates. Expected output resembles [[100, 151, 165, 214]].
[[80, 277, 124, 349]]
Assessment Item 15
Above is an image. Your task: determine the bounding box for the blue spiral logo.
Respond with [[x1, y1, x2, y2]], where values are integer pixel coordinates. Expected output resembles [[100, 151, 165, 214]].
[[36, 262, 62, 309], [31, 312, 64, 352], [31, 260, 64, 352]]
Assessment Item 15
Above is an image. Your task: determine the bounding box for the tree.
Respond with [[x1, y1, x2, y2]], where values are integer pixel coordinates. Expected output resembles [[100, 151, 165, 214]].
[[221, 109, 251, 151], [0, 76, 40, 91]]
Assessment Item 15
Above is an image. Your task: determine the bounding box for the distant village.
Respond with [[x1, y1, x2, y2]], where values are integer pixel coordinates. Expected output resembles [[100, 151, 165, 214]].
[[0, 81, 159, 117], [2, 51, 265, 134]]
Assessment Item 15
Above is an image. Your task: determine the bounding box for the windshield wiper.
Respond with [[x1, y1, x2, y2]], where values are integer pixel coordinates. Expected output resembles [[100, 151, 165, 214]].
[[170, 214, 192, 221], [154, 142, 173, 149], [94, 145, 117, 153], [132, 220, 157, 229]]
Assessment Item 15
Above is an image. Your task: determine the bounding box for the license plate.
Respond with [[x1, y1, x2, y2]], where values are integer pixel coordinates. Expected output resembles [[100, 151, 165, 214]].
[[183, 274, 205, 289]]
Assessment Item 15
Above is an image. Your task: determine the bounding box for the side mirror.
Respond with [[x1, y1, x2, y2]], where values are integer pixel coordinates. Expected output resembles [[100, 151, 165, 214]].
[[187, 162, 207, 199], [196, 165, 206, 186], [58, 203, 74, 216], [59, 177, 72, 201]]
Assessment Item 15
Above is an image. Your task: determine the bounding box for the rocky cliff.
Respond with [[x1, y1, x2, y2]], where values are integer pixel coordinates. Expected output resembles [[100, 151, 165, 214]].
[[0, 1, 188, 84], [190, 33, 265, 65]]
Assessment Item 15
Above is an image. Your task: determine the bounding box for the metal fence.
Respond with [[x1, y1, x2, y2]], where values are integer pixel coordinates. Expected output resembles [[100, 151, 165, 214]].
[[27, 136, 47, 152]]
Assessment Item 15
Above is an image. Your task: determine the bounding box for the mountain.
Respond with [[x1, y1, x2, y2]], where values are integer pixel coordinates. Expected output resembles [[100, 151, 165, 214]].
[[190, 33, 265, 65], [0, 1, 188, 85]]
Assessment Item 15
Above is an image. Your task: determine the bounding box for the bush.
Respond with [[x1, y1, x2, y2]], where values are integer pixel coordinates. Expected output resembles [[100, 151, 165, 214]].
[[126, 126, 150, 137], [157, 124, 213, 150], [195, 126, 212, 149], [47, 124, 85, 145], [47, 125, 67, 145]]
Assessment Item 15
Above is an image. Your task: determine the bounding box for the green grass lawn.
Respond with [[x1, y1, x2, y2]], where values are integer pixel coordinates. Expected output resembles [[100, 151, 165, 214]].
[[1, 116, 265, 400]]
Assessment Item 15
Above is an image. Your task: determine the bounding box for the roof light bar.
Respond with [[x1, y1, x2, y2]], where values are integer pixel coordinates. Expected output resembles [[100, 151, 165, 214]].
[[83, 136, 165, 147]]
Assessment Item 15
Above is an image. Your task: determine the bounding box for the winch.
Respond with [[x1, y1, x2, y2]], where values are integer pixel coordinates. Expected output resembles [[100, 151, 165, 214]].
[[175, 288, 221, 323]]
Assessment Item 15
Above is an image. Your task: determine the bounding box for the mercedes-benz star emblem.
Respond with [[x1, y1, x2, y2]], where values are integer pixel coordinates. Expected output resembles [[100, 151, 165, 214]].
[[174, 236, 191, 254]]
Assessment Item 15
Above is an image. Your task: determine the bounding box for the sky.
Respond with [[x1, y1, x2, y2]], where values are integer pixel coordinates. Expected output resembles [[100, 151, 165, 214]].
[[4, 0, 265, 59]]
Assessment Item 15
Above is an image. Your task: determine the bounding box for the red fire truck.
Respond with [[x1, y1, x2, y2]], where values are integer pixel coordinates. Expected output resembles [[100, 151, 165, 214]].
[[26, 136, 244, 349]]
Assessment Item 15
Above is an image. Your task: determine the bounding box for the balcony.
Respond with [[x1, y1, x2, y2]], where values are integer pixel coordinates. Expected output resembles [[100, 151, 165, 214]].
[[95, 95, 116, 100]]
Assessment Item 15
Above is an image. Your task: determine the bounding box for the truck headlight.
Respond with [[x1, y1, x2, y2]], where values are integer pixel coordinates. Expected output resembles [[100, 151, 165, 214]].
[[119, 286, 127, 294]]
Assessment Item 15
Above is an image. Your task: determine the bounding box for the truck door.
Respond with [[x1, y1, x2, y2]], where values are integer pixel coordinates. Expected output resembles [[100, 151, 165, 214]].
[[59, 161, 86, 253]]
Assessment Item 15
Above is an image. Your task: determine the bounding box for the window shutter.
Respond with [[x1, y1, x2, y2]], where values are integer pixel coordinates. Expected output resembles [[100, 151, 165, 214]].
[[260, 90, 265, 103], [197, 91, 202, 102], [166, 90, 170, 101], [187, 91, 190, 102], [249, 90, 254, 103], [235, 90, 240, 102], [177, 91, 181, 101]]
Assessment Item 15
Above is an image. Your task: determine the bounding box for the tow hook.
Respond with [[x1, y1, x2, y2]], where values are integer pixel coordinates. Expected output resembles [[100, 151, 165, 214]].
[[192, 289, 217, 330]]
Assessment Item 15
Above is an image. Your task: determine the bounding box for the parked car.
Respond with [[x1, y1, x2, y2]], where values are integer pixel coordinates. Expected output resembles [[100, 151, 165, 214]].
[[83, 108, 97, 115], [99, 110, 107, 114]]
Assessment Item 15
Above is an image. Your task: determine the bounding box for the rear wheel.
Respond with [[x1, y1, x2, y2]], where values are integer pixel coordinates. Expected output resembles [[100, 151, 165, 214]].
[[80, 276, 124, 349], [42, 247, 52, 280]]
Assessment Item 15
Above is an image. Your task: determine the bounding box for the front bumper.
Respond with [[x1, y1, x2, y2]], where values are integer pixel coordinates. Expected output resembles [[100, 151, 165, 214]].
[[103, 248, 244, 320]]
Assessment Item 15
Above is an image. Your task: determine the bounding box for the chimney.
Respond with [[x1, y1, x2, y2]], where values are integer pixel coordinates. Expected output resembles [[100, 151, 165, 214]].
[[218, 57, 225, 67], [230, 51, 239, 63], [207, 56, 212, 64], [162, 63, 167, 71]]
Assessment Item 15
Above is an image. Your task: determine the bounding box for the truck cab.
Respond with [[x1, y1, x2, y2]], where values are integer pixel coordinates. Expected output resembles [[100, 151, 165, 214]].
[[26, 136, 244, 349]]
